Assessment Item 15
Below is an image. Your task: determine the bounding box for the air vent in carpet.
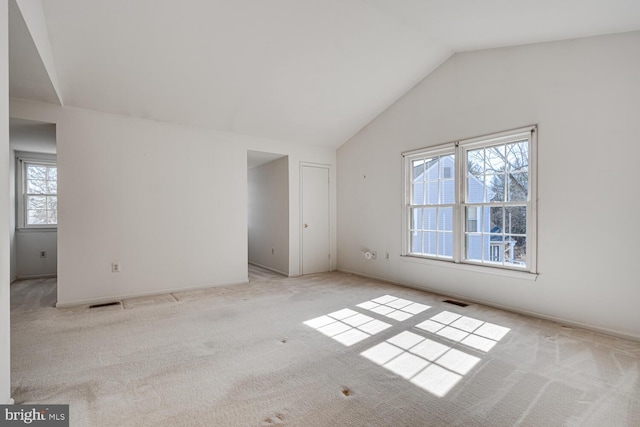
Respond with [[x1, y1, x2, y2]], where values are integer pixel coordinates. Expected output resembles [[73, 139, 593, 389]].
[[89, 301, 121, 309], [443, 299, 468, 307]]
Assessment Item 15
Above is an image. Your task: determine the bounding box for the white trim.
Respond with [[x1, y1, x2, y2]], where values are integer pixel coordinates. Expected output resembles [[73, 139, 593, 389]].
[[336, 268, 639, 343], [16, 156, 58, 229], [16, 227, 56, 233], [55, 279, 249, 308], [14, 273, 57, 281], [399, 255, 537, 280], [299, 162, 332, 275], [248, 262, 288, 277]]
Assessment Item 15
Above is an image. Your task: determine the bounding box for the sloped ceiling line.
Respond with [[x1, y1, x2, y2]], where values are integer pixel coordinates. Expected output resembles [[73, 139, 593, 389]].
[[14, 0, 63, 105]]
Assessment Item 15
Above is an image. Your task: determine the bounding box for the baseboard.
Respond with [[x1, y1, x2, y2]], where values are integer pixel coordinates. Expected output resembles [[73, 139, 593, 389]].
[[56, 279, 249, 308], [248, 262, 288, 277], [15, 273, 57, 281], [337, 268, 640, 343]]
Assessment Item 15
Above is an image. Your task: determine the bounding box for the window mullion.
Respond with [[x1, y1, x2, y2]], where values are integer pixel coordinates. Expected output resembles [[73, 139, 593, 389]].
[[454, 143, 463, 264]]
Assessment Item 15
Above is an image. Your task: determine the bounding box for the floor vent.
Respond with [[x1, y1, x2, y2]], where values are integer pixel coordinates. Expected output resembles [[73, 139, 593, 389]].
[[89, 301, 121, 309], [443, 299, 468, 307]]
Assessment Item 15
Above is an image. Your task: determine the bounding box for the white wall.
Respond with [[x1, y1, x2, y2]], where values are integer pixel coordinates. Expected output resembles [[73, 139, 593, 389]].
[[1, 0, 12, 405], [9, 98, 336, 306], [248, 156, 289, 275], [16, 230, 57, 278], [337, 31, 640, 340]]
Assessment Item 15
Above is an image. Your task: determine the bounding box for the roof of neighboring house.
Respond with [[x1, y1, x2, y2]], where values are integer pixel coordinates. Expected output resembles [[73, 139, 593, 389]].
[[490, 226, 516, 242]]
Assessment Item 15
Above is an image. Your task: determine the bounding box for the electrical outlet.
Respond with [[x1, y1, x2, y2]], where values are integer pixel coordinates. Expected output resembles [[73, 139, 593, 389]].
[[371, 251, 377, 260], [39, 251, 47, 258], [112, 262, 121, 273], [385, 251, 390, 260]]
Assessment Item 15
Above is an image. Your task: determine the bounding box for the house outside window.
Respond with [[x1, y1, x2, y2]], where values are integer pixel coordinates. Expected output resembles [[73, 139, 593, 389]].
[[403, 126, 537, 273]]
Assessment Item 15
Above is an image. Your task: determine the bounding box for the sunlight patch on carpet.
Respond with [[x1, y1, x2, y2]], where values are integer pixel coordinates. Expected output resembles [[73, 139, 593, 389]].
[[304, 309, 392, 346], [416, 311, 510, 352], [356, 295, 430, 321], [360, 312, 511, 397]]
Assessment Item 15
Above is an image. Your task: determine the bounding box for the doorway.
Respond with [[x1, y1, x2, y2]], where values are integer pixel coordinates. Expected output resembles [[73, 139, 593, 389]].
[[247, 151, 289, 278], [9, 118, 58, 307]]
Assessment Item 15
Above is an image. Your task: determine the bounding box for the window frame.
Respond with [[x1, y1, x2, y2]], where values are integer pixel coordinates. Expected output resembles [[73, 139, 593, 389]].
[[404, 145, 458, 261], [17, 157, 58, 230], [402, 126, 537, 275]]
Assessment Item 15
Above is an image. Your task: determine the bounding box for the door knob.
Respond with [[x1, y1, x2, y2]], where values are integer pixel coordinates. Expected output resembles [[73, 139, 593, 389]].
[[304, 224, 309, 228]]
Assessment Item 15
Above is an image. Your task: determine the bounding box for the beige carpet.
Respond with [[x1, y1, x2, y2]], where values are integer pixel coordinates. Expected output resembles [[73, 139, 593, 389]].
[[10, 269, 640, 426]]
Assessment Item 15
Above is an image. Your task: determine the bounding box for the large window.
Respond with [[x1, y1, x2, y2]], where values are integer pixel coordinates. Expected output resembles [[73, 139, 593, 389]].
[[20, 160, 58, 227], [403, 126, 537, 273]]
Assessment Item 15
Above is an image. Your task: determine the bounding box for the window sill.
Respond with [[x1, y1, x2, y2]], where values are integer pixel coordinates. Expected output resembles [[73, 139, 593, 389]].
[[16, 227, 58, 233], [399, 255, 538, 281]]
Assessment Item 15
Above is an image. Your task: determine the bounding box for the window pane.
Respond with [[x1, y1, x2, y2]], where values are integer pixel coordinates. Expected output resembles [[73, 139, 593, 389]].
[[27, 179, 47, 194], [425, 181, 438, 205], [485, 145, 505, 173], [426, 158, 439, 181], [506, 141, 528, 172], [505, 206, 526, 235], [47, 211, 57, 224], [411, 208, 423, 230], [486, 174, 504, 202], [412, 159, 425, 182], [466, 206, 480, 232], [27, 210, 48, 225], [487, 242, 503, 263], [438, 232, 453, 257], [508, 236, 527, 266], [411, 231, 423, 253], [467, 177, 484, 203], [488, 206, 504, 232], [438, 207, 453, 231], [424, 208, 437, 231], [412, 182, 425, 205], [26, 165, 46, 180], [27, 196, 47, 210], [507, 172, 528, 201], [424, 232, 437, 256], [440, 155, 454, 178], [47, 180, 58, 194], [46, 196, 58, 211], [467, 149, 484, 176], [440, 179, 455, 204], [466, 234, 483, 261], [47, 167, 58, 181]]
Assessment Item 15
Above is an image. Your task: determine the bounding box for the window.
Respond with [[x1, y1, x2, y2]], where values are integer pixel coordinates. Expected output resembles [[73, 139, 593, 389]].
[[407, 148, 455, 259], [19, 160, 58, 227], [403, 126, 537, 273]]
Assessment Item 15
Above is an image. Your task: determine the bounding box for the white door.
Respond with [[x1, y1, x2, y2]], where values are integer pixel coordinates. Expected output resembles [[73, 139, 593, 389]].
[[301, 165, 330, 274]]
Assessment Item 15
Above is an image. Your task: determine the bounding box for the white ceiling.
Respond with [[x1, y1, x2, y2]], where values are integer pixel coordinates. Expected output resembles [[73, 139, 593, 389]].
[[9, 118, 57, 154], [9, 0, 640, 148], [247, 151, 286, 169]]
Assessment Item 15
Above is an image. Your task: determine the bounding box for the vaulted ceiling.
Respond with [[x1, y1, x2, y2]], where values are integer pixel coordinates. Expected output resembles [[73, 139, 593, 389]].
[[9, 0, 640, 148]]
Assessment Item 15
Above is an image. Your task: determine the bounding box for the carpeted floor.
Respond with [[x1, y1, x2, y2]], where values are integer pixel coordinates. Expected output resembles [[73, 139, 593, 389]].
[[10, 268, 640, 426]]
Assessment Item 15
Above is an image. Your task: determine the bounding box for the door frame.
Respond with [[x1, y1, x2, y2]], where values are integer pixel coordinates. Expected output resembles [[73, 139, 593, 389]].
[[299, 162, 331, 275]]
